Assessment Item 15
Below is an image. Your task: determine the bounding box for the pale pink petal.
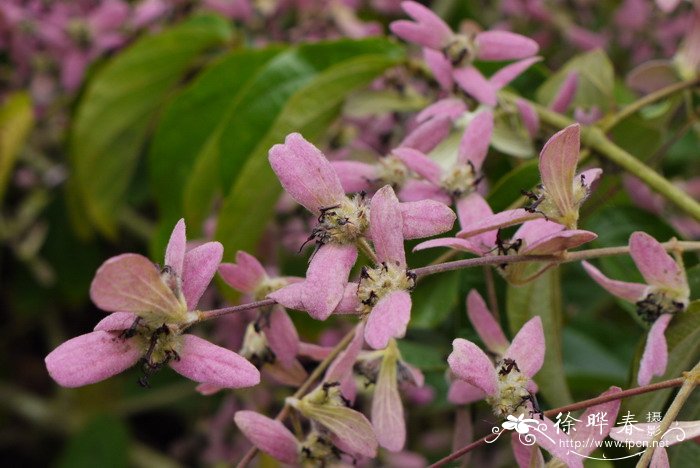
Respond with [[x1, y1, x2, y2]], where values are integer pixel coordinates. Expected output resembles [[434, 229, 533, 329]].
[[523, 229, 597, 255], [423, 48, 454, 90], [371, 186, 406, 266], [550, 72, 579, 113], [398, 179, 451, 204], [169, 334, 260, 388], [400, 200, 456, 239], [326, 411, 378, 458], [638, 314, 673, 386], [268, 282, 304, 310], [195, 383, 222, 396], [93, 312, 138, 331], [182, 241, 223, 309], [326, 322, 365, 384], [88, 0, 129, 31], [490, 57, 542, 90], [416, 98, 466, 123], [45, 331, 141, 387], [453, 66, 497, 106], [656, 0, 681, 13], [452, 409, 474, 465], [399, 116, 452, 153], [504, 316, 544, 378], [467, 290, 509, 355], [265, 307, 299, 368], [61, 50, 88, 91], [302, 244, 358, 320], [90, 253, 181, 318], [536, 417, 583, 468], [234, 411, 298, 464], [333, 283, 362, 314], [264, 360, 307, 387], [390, 1, 453, 49], [573, 386, 622, 455], [623, 175, 664, 214], [475, 31, 539, 61], [652, 447, 670, 468], [372, 353, 406, 451], [516, 98, 540, 137], [218, 251, 267, 294], [164, 219, 186, 277], [447, 379, 487, 404], [629, 232, 687, 292], [512, 218, 564, 246], [458, 110, 493, 169], [365, 291, 412, 349], [448, 338, 498, 395], [413, 237, 484, 255], [298, 342, 333, 360], [332, 161, 377, 194], [269, 133, 344, 214], [393, 147, 443, 185], [626, 60, 678, 94], [610, 422, 700, 445], [582, 261, 647, 302], [539, 124, 580, 217], [579, 168, 603, 190], [457, 209, 539, 239], [511, 434, 545, 468], [456, 193, 497, 249]]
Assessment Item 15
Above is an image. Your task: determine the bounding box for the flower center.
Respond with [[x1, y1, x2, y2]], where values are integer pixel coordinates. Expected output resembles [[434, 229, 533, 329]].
[[377, 154, 410, 187], [486, 358, 533, 418], [120, 322, 183, 387], [310, 193, 369, 245], [524, 174, 590, 228], [635, 291, 686, 324], [253, 277, 288, 301], [443, 34, 477, 66], [441, 162, 479, 197], [299, 431, 339, 465], [239, 322, 275, 367], [356, 262, 415, 315]]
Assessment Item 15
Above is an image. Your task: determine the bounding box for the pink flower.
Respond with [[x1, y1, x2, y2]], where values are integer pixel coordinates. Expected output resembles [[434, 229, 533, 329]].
[[609, 420, 700, 467], [582, 232, 689, 385], [457, 124, 602, 237], [45, 219, 259, 389], [267, 133, 454, 320], [549, 71, 579, 114]]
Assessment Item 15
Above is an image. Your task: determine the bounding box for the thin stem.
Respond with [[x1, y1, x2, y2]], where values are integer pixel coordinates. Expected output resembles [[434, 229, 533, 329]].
[[636, 361, 700, 467], [236, 326, 358, 467], [357, 238, 379, 264], [483, 266, 500, 317], [429, 377, 685, 467], [197, 298, 276, 322], [412, 254, 555, 278], [600, 77, 700, 131], [499, 91, 700, 223]]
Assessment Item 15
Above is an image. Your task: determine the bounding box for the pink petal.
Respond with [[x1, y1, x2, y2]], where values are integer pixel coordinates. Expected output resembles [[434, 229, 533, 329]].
[[333, 283, 362, 314], [365, 291, 412, 349], [656, 0, 681, 13], [413, 237, 484, 255], [416, 98, 466, 123], [458, 110, 494, 169], [195, 383, 222, 396], [535, 417, 583, 468], [637, 314, 672, 386], [573, 386, 622, 454], [452, 409, 474, 465], [332, 161, 376, 194], [182, 241, 223, 309], [516, 98, 540, 137], [90, 253, 181, 318], [93, 312, 138, 331], [298, 342, 333, 361], [326, 322, 366, 384], [234, 411, 298, 464], [539, 125, 581, 220], [456, 193, 496, 249], [447, 379, 487, 404], [524, 229, 597, 255], [504, 316, 544, 378], [268, 133, 344, 214], [164, 219, 186, 277], [579, 168, 603, 190], [371, 186, 406, 266], [652, 447, 670, 468], [475, 31, 539, 61], [511, 434, 545, 468], [423, 48, 454, 90], [263, 359, 307, 387], [629, 232, 687, 292], [582, 261, 648, 302], [218, 251, 266, 294], [393, 147, 443, 185], [490, 57, 542, 90], [265, 307, 299, 368], [550, 72, 579, 113], [512, 218, 564, 246], [169, 334, 260, 388], [45, 331, 141, 387], [390, 1, 453, 49], [325, 411, 378, 458], [399, 116, 452, 153], [398, 179, 451, 204], [453, 66, 497, 106], [467, 290, 509, 355], [372, 354, 406, 451], [457, 209, 538, 239], [88, 0, 129, 31], [448, 339, 498, 395], [302, 244, 358, 320], [61, 50, 88, 91], [400, 200, 456, 239]]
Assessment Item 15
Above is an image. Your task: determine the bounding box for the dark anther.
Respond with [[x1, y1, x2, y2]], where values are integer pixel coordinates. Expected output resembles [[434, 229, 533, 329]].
[[521, 393, 544, 420], [119, 317, 142, 339], [361, 291, 378, 306], [360, 266, 372, 280], [498, 358, 520, 376]]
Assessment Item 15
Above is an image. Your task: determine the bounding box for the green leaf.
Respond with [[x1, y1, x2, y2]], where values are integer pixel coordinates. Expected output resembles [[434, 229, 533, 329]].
[[68, 14, 232, 237], [491, 112, 535, 158], [214, 41, 404, 258], [409, 269, 462, 329], [57, 414, 130, 468], [343, 88, 428, 118], [397, 340, 448, 371], [536, 49, 615, 112], [506, 268, 573, 407], [0, 92, 33, 203], [625, 301, 700, 417]]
